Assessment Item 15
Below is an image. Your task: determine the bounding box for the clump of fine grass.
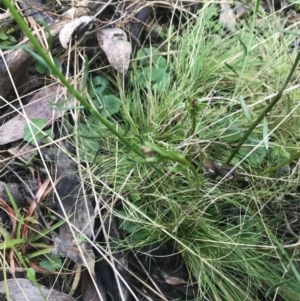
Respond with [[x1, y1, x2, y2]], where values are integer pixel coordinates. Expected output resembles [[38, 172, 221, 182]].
[[76, 4, 300, 301]]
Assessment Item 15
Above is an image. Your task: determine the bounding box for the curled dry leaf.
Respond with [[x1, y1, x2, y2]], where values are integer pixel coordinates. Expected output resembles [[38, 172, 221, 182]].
[[97, 28, 132, 74], [0, 84, 75, 145], [59, 16, 93, 49], [219, 2, 236, 32]]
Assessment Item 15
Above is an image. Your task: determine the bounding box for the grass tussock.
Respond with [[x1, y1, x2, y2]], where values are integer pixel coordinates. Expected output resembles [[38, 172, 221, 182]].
[[2, 0, 300, 299], [70, 4, 300, 301]]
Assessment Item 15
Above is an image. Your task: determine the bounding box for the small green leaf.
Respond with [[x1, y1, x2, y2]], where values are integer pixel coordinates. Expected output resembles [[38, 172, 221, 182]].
[[53, 57, 61, 71], [0, 30, 8, 40], [35, 60, 48, 74], [78, 123, 100, 161], [8, 35, 16, 43], [154, 56, 167, 68], [35, 57, 60, 75], [39, 255, 62, 272], [222, 127, 244, 142], [23, 118, 53, 146], [76, 235, 86, 244], [271, 146, 290, 161], [130, 190, 141, 202], [88, 76, 108, 98], [151, 68, 166, 82], [238, 143, 267, 165], [240, 96, 252, 122], [137, 47, 157, 59], [26, 267, 36, 281], [152, 72, 170, 92], [102, 95, 122, 116]]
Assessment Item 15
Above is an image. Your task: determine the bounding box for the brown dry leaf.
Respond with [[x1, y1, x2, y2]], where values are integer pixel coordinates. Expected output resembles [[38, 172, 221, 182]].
[[97, 28, 132, 74], [0, 278, 77, 301], [219, 2, 236, 32], [0, 84, 74, 145], [59, 16, 93, 49]]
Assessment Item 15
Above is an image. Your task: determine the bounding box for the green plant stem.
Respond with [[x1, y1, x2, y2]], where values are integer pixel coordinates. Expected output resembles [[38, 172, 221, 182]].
[[187, 99, 197, 137], [260, 151, 300, 176], [226, 51, 300, 164], [3, 0, 144, 158]]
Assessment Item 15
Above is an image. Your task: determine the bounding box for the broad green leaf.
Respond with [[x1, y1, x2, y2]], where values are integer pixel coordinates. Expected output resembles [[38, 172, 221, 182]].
[[222, 127, 244, 142], [238, 144, 267, 165], [155, 56, 167, 68], [88, 76, 109, 100], [151, 68, 166, 82], [102, 95, 122, 116]]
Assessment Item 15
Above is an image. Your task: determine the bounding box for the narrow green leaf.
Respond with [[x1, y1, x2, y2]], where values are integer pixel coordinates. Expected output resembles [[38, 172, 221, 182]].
[[240, 96, 252, 122], [265, 278, 292, 298]]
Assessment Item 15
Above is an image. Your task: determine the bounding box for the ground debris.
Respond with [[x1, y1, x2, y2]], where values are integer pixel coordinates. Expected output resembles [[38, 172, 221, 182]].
[[202, 157, 242, 180], [41, 148, 95, 270], [0, 84, 74, 145]]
